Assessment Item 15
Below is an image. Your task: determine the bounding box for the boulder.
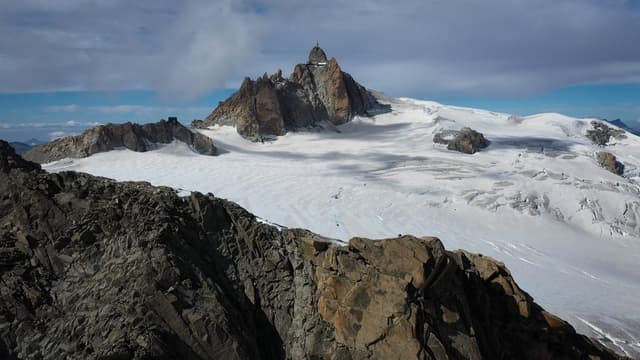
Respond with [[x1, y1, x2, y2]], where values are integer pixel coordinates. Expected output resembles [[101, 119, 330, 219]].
[[434, 127, 490, 154], [23, 118, 216, 163], [0, 140, 625, 360], [596, 151, 624, 175]]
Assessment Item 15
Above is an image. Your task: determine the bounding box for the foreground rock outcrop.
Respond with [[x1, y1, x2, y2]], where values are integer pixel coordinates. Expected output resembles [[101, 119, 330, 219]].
[[0, 141, 624, 359], [433, 127, 490, 154], [23, 117, 216, 163], [194, 46, 388, 141]]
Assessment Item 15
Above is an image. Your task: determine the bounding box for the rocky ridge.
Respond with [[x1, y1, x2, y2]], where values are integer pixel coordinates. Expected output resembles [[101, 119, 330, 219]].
[[193, 46, 387, 141], [0, 140, 624, 359], [23, 118, 216, 163]]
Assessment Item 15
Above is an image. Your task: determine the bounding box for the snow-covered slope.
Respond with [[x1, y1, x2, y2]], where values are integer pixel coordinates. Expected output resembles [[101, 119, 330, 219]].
[[44, 98, 640, 357]]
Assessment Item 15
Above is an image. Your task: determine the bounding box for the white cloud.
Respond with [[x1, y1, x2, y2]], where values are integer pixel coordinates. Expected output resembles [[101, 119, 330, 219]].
[[65, 120, 101, 126], [47, 104, 78, 112], [48, 130, 71, 139], [90, 105, 143, 114], [152, 0, 258, 100]]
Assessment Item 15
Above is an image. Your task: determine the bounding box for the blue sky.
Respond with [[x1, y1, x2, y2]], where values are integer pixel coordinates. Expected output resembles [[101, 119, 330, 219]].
[[1, 84, 638, 142], [0, 90, 234, 141], [0, 0, 639, 142]]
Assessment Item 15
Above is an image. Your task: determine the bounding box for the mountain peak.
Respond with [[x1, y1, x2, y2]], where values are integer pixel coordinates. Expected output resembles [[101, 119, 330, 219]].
[[308, 45, 328, 64], [196, 46, 388, 141]]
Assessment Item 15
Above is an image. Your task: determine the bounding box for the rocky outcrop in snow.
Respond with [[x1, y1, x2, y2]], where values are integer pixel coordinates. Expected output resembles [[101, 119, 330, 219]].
[[596, 151, 624, 175], [587, 121, 626, 146], [23, 118, 216, 163], [433, 127, 489, 154], [193, 46, 387, 141], [0, 141, 623, 359]]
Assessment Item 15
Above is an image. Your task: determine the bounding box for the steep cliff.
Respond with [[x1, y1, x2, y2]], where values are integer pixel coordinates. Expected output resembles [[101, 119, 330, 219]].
[[0, 141, 624, 359], [194, 46, 386, 141]]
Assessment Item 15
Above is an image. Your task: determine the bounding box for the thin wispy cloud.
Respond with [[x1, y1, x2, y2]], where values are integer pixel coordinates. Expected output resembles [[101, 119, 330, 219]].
[[0, 121, 101, 128], [44, 104, 212, 115], [48, 130, 73, 140], [46, 104, 79, 112]]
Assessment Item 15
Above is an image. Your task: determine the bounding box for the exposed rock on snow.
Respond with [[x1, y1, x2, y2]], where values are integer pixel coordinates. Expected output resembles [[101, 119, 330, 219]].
[[596, 151, 624, 175], [24, 117, 216, 163], [0, 141, 624, 359], [194, 46, 388, 141], [434, 127, 489, 154], [586, 121, 626, 146]]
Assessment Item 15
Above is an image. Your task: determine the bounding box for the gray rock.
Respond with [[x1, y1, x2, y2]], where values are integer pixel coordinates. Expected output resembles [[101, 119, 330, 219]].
[[587, 121, 626, 146], [434, 127, 490, 154], [596, 151, 624, 175], [0, 141, 625, 359], [24, 118, 216, 163]]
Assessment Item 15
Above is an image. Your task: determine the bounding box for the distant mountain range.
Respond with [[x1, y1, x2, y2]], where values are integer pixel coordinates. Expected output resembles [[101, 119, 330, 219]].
[[604, 118, 640, 136], [8, 138, 42, 154]]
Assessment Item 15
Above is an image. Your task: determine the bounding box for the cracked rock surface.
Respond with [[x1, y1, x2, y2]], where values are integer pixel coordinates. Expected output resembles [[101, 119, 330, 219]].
[[0, 141, 624, 359]]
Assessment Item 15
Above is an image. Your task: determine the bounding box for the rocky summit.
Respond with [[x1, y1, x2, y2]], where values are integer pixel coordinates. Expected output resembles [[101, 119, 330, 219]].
[[23, 117, 216, 164], [193, 46, 387, 141], [0, 140, 624, 360]]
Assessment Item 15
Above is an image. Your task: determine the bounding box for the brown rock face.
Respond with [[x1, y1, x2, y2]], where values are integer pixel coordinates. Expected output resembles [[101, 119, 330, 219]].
[[596, 151, 624, 175], [196, 46, 386, 141], [0, 141, 625, 359], [23, 118, 216, 163], [205, 76, 286, 141]]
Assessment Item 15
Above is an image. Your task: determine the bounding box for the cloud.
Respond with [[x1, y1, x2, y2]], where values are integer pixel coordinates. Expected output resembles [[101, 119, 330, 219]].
[[48, 130, 71, 140], [91, 105, 144, 114], [47, 104, 79, 112], [151, 0, 258, 100], [65, 120, 101, 126], [0, 0, 639, 98]]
